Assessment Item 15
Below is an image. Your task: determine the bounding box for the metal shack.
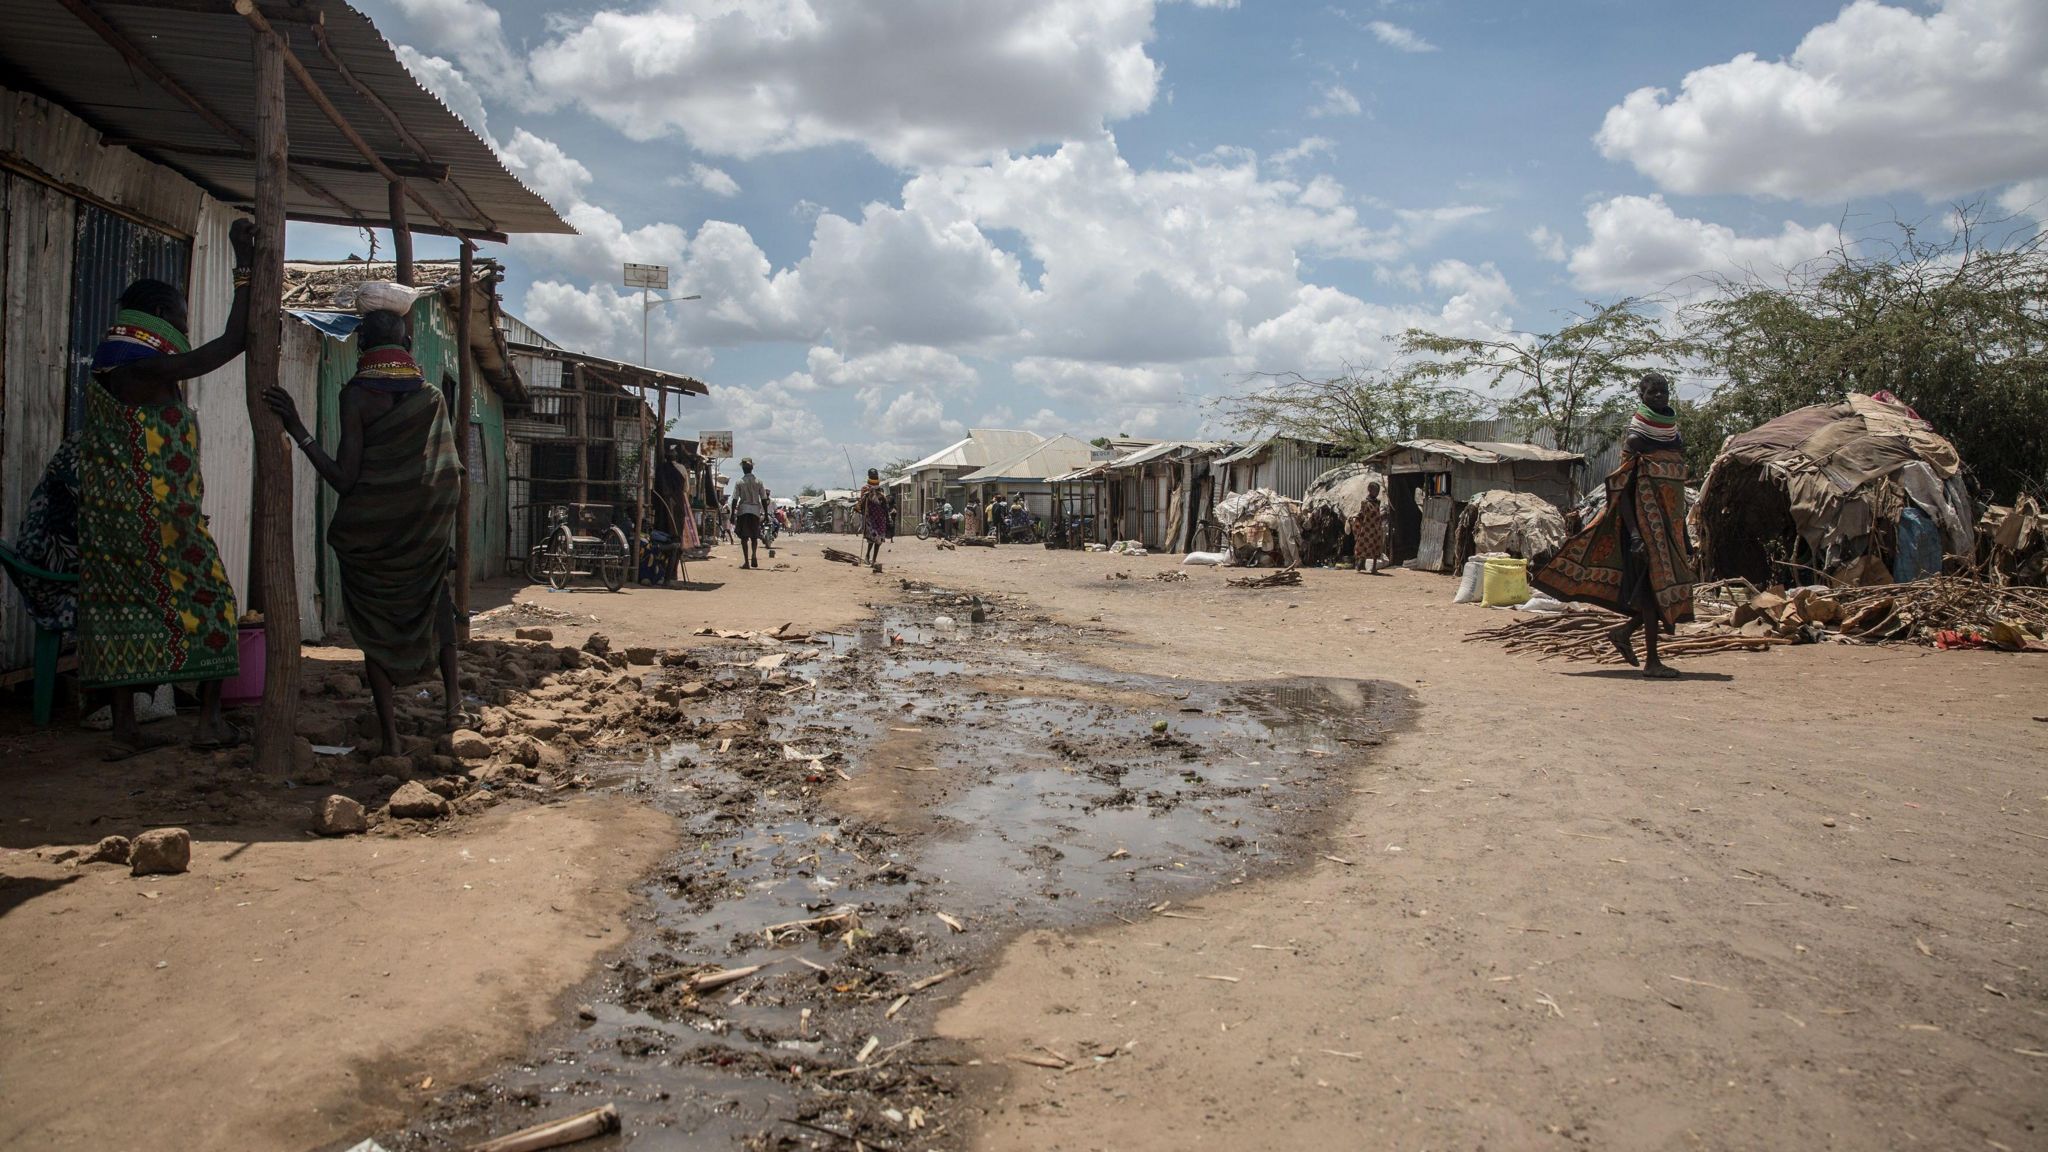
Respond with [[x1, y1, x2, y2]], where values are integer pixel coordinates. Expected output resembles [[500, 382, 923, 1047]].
[[0, 0, 566, 688], [1363, 439, 1581, 571]]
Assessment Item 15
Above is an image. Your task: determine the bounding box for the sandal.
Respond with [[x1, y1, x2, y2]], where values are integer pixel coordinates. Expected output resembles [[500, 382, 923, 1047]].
[[191, 722, 250, 751]]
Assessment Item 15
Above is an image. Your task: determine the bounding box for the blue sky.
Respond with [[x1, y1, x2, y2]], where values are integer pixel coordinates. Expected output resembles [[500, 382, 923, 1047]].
[[292, 0, 2047, 488]]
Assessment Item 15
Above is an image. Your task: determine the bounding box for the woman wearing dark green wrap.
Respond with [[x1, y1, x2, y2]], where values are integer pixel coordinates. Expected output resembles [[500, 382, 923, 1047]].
[[264, 308, 464, 755]]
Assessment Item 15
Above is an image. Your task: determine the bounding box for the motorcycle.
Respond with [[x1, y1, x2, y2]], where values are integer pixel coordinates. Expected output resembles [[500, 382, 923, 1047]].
[[915, 509, 962, 540], [997, 508, 1040, 544]]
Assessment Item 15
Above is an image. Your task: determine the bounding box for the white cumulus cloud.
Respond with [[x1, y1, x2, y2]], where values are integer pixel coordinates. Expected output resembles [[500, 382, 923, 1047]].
[[1309, 82, 1364, 118], [1367, 20, 1437, 53], [526, 0, 1192, 166], [1595, 0, 2048, 201], [1565, 194, 1840, 294]]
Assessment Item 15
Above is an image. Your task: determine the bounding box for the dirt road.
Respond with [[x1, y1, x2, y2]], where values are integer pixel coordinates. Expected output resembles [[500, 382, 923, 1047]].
[[3, 531, 2042, 1151]]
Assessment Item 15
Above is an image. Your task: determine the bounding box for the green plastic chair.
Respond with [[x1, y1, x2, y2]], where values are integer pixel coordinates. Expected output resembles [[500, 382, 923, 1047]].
[[0, 541, 78, 727]]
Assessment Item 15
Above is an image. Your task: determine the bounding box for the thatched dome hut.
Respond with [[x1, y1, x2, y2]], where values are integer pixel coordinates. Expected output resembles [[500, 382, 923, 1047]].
[[1692, 393, 1973, 585]]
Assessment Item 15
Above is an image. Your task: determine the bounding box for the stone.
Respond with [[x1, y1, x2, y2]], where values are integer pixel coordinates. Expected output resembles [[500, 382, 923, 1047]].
[[387, 781, 450, 820], [81, 835, 132, 865], [677, 681, 710, 699], [625, 646, 658, 666], [324, 673, 364, 697], [659, 649, 694, 668], [515, 626, 554, 642], [313, 795, 368, 836], [129, 828, 191, 876], [519, 715, 565, 741], [448, 729, 492, 760], [292, 737, 317, 777], [582, 632, 612, 656], [605, 651, 629, 669], [421, 777, 464, 799], [501, 735, 543, 768], [369, 755, 415, 777]]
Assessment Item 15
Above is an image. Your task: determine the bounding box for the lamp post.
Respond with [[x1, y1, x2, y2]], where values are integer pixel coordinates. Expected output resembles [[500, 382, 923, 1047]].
[[621, 264, 701, 579]]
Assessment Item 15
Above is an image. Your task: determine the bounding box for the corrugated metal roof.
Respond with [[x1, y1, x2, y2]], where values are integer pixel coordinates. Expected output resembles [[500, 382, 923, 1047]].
[[902, 429, 1043, 473], [1367, 438, 1582, 465], [0, 0, 568, 238], [959, 434, 1097, 482], [1464, 440, 1582, 463], [1105, 439, 1235, 469]]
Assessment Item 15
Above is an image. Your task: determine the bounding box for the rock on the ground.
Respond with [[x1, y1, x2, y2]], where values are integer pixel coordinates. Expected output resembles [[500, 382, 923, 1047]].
[[369, 754, 415, 777], [582, 632, 612, 656], [82, 835, 132, 865], [324, 673, 363, 696], [448, 729, 492, 760], [387, 780, 450, 820], [312, 795, 368, 836], [515, 626, 555, 641], [129, 828, 191, 876], [659, 649, 694, 668], [625, 646, 658, 666]]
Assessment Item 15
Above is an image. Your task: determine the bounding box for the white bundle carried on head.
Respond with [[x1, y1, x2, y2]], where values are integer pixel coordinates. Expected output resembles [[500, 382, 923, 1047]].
[[351, 281, 432, 314]]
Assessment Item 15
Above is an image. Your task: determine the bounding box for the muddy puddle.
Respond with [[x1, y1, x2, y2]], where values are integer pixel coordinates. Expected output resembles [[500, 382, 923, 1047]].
[[373, 589, 1403, 1152]]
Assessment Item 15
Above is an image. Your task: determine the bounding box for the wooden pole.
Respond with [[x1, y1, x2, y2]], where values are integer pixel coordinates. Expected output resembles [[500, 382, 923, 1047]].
[[571, 365, 588, 504], [633, 387, 649, 570], [247, 26, 300, 775], [453, 239, 475, 632], [388, 181, 413, 286]]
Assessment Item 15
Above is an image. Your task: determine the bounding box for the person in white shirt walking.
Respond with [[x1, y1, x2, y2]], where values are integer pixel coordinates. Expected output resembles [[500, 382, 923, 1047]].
[[728, 458, 769, 569]]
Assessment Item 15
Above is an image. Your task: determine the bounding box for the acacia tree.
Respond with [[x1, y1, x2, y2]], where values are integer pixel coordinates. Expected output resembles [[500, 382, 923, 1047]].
[[1396, 298, 1684, 456], [1684, 205, 2048, 499], [1209, 366, 1486, 457]]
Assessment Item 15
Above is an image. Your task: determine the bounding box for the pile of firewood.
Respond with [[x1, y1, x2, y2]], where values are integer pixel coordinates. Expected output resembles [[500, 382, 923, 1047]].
[[1465, 610, 1788, 663], [1471, 574, 2048, 662], [822, 547, 865, 566], [1227, 566, 1302, 589]]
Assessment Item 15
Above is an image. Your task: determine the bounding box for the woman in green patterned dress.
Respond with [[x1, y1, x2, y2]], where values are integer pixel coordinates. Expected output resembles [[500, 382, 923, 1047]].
[[81, 219, 254, 756]]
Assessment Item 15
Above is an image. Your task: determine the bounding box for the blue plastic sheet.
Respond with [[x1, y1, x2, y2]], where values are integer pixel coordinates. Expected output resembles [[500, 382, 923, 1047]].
[[1892, 504, 1943, 583]]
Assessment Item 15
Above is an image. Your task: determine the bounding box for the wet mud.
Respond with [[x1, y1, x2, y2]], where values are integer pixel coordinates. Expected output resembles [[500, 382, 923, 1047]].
[[371, 587, 1404, 1152]]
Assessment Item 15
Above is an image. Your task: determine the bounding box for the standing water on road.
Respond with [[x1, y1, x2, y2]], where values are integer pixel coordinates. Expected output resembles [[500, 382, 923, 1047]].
[[380, 590, 1403, 1151]]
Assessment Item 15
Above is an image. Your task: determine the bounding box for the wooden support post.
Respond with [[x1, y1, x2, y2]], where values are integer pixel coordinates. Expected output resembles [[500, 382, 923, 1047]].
[[633, 387, 650, 571], [453, 239, 475, 632], [571, 365, 588, 505], [389, 181, 413, 286], [247, 27, 300, 775]]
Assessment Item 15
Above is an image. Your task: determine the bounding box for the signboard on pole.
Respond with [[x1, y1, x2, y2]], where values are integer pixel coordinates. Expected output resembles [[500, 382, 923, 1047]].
[[623, 263, 669, 290], [698, 430, 735, 459]]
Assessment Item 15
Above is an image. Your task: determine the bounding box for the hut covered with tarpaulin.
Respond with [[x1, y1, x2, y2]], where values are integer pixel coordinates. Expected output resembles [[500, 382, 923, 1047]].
[[1299, 462, 1388, 565], [1692, 392, 1973, 586], [1361, 439, 1582, 571]]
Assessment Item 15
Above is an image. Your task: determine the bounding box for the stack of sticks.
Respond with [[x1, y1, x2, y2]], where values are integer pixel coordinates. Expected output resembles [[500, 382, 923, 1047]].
[[1227, 566, 1302, 589], [1465, 610, 1788, 664], [822, 547, 865, 566]]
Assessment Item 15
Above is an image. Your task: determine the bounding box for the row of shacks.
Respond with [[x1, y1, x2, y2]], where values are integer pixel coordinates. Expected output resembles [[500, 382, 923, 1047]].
[[0, 4, 705, 712], [874, 393, 2007, 591], [870, 427, 1584, 561]]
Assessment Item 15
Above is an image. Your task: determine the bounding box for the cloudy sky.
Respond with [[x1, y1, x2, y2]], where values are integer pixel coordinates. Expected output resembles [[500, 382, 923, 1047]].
[[291, 0, 2048, 488]]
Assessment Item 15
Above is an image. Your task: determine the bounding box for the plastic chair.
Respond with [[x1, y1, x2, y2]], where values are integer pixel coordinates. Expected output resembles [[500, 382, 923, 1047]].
[[0, 541, 78, 727]]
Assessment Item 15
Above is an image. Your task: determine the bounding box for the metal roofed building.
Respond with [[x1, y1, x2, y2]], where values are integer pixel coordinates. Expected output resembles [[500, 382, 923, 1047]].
[[0, 0, 568, 240], [0, 0, 569, 689], [1361, 439, 1583, 571], [897, 429, 1043, 523], [956, 433, 1097, 522]]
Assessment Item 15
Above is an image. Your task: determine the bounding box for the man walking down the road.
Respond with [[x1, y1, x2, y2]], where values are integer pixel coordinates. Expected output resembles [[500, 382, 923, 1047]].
[[730, 458, 768, 569], [1351, 482, 1387, 574], [856, 468, 891, 567], [993, 494, 1010, 544]]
